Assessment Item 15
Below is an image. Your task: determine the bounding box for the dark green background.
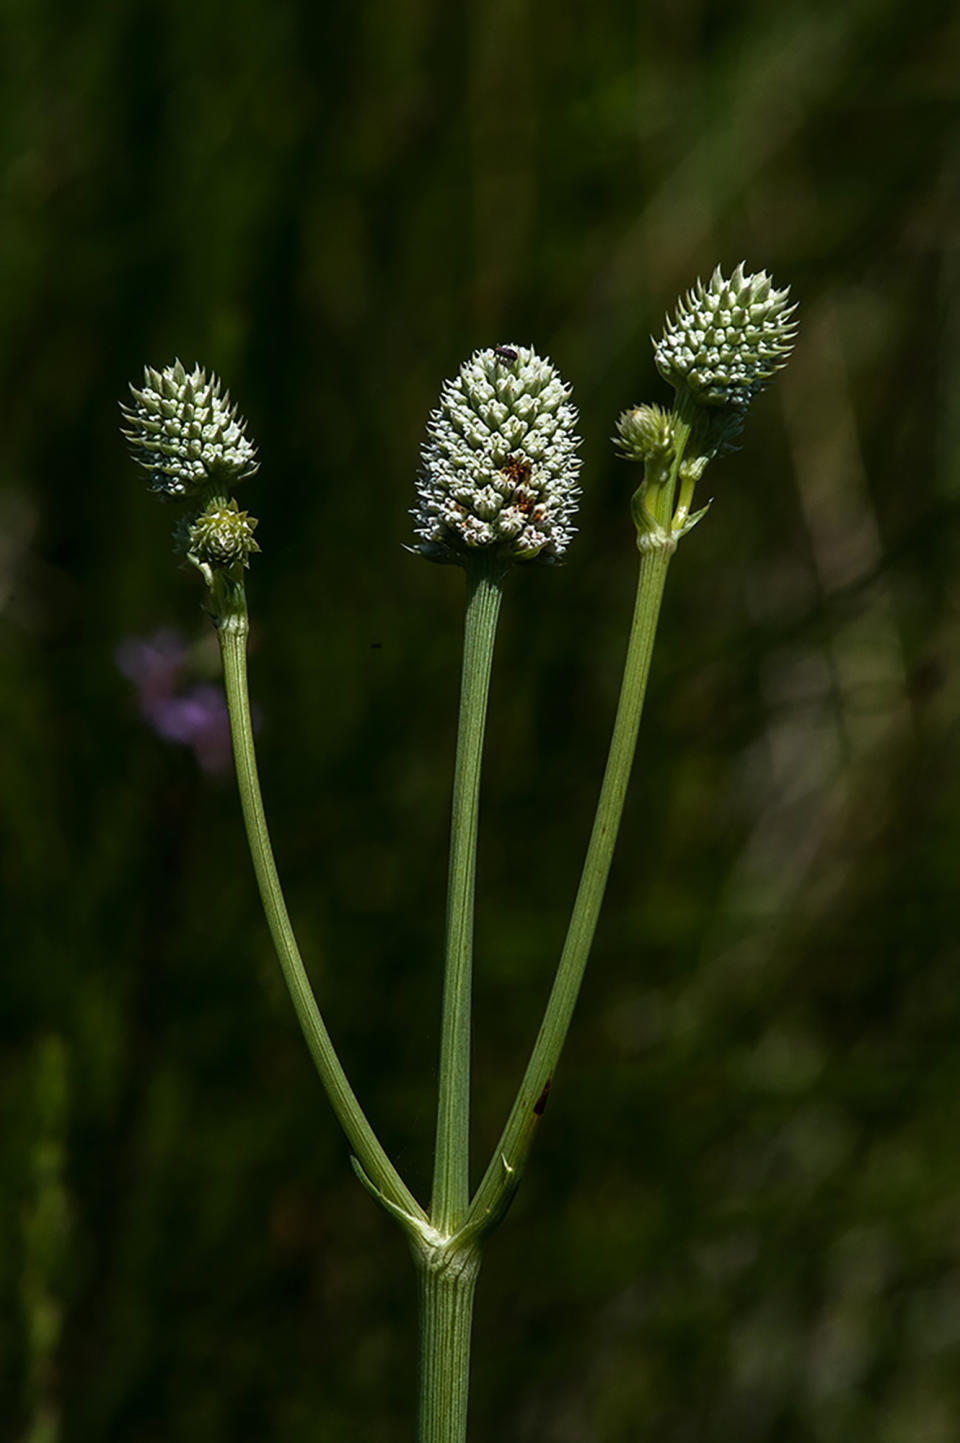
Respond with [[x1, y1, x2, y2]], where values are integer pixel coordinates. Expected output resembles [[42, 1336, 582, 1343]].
[[3, 0, 960, 1438]]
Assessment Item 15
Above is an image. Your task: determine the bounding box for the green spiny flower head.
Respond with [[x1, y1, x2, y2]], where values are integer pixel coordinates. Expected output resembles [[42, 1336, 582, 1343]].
[[653, 264, 797, 409], [616, 403, 677, 466], [188, 500, 260, 570], [413, 344, 582, 564], [121, 360, 259, 498]]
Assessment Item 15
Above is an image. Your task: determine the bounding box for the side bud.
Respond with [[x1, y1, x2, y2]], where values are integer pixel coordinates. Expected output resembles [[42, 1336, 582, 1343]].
[[187, 500, 260, 571], [653, 263, 797, 409], [412, 344, 582, 565], [616, 403, 676, 469], [121, 360, 259, 498]]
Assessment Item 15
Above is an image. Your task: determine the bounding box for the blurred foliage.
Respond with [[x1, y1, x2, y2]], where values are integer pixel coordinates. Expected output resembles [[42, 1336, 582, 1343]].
[[2, 0, 960, 1438]]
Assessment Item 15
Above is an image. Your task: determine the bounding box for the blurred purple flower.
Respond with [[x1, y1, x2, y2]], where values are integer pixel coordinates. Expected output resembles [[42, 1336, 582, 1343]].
[[115, 629, 234, 776]]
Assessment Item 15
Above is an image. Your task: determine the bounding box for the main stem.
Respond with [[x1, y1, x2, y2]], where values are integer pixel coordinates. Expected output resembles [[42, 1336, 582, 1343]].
[[416, 1247, 481, 1443], [216, 587, 424, 1223], [431, 556, 505, 1235]]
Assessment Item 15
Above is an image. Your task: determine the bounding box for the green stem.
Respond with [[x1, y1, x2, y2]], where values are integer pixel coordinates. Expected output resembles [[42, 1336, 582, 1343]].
[[216, 585, 425, 1224], [431, 556, 506, 1235], [465, 481, 678, 1237], [416, 1245, 481, 1443]]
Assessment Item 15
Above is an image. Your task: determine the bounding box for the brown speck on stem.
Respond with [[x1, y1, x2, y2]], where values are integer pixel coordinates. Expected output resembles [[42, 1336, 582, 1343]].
[[533, 1079, 551, 1117]]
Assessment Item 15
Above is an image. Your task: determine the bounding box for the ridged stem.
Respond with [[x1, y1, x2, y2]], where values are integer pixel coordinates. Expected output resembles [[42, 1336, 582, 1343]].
[[431, 556, 506, 1234], [416, 1246, 482, 1443], [216, 582, 424, 1223]]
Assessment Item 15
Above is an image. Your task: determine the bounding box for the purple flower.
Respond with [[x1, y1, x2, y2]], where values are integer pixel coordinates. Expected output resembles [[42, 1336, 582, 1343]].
[[115, 628, 185, 705], [115, 629, 234, 776]]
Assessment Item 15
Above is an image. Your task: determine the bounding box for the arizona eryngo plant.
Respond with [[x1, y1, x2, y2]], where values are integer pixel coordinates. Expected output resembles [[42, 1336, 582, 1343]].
[[412, 344, 582, 564], [121, 274, 796, 1443], [121, 360, 259, 497], [653, 263, 797, 409]]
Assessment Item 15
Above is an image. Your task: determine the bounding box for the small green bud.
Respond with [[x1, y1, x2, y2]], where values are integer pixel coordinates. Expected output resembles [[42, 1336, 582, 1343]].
[[615, 403, 676, 466], [413, 344, 582, 565], [677, 454, 708, 487], [653, 263, 797, 408], [121, 360, 259, 498], [188, 500, 260, 570]]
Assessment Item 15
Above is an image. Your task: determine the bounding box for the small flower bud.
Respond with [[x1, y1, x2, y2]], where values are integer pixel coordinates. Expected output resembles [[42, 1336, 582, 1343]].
[[121, 360, 259, 497], [413, 344, 582, 565], [677, 454, 709, 487], [616, 403, 676, 466], [653, 263, 797, 408], [188, 500, 260, 570]]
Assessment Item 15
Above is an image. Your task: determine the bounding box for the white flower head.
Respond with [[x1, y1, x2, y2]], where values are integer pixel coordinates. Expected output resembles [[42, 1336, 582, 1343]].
[[121, 360, 259, 498], [653, 264, 797, 409], [413, 344, 582, 565]]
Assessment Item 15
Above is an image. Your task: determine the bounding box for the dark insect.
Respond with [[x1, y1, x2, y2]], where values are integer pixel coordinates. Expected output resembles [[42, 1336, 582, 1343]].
[[533, 1078, 551, 1116], [494, 345, 518, 363]]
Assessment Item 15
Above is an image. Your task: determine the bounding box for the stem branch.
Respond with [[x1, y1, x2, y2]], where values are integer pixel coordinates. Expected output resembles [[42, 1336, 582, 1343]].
[[217, 589, 424, 1223], [466, 482, 679, 1235], [431, 557, 505, 1234]]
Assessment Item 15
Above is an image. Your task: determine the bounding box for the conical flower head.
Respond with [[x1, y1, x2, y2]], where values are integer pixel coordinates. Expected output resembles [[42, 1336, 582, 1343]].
[[413, 344, 582, 564], [653, 264, 797, 408], [121, 360, 259, 498]]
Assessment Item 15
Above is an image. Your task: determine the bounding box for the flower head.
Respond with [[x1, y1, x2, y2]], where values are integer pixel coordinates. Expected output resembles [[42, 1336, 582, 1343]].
[[653, 264, 797, 409], [121, 360, 258, 498], [413, 344, 582, 564]]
